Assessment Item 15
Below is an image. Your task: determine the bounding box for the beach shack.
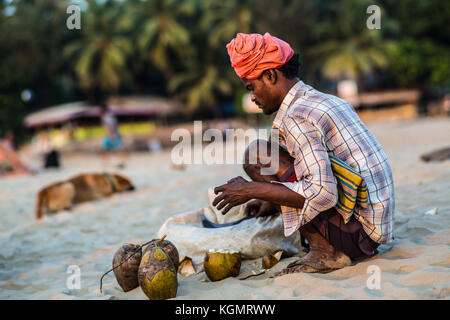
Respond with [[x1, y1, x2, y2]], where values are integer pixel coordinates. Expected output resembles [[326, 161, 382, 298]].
[[24, 97, 184, 152]]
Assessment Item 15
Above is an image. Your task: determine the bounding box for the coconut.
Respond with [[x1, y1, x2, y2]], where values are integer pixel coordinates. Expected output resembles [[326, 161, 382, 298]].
[[112, 243, 142, 292], [138, 247, 178, 300], [143, 238, 180, 270], [203, 249, 241, 282], [262, 250, 283, 269]]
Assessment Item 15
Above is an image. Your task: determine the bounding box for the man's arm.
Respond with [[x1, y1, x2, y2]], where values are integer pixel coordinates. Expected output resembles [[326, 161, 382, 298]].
[[213, 115, 338, 221], [213, 178, 304, 215], [274, 115, 338, 225], [250, 181, 306, 207]]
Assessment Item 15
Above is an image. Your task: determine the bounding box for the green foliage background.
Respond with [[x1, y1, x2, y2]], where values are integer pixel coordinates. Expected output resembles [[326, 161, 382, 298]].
[[0, 0, 449, 143]]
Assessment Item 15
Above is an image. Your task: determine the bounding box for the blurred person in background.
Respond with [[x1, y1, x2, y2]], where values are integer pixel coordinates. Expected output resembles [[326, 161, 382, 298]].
[[0, 131, 31, 176], [100, 104, 127, 169], [1, 131, 16, 151], [30, 130, 60, 169]]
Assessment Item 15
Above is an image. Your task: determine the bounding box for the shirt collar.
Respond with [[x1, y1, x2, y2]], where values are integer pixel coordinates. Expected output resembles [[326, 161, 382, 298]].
[[272, 80, 306, 129]]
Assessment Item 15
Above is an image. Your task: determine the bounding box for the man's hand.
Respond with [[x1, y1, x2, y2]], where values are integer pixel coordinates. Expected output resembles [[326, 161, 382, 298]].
[[245, 199, 280, 219], [213, 176, 253, 215]]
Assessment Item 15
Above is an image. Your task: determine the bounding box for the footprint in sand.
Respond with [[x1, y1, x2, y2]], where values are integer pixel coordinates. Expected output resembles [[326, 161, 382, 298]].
[[384, 264, 420, 275], [380, 244, 420, 260], [430, 257, 450, 268]]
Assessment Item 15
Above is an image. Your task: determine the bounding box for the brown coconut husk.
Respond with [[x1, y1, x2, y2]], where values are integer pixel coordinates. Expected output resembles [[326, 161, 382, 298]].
[[262, 250, 283, 269], [99, 235, 168, 293], [178, 256, 196, 277], [112, 243, 142, 292]]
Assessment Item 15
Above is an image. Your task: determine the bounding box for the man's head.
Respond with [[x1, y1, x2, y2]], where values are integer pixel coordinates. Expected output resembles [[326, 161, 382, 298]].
[[227, 33, 300, 115]]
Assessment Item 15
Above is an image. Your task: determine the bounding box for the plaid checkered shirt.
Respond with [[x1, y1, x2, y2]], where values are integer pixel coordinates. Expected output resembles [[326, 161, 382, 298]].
[[271, 80, 395, 243]]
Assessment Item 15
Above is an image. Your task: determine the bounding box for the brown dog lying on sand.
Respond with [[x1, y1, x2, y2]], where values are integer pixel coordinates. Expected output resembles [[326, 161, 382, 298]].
[[35, 173, 135, 219]]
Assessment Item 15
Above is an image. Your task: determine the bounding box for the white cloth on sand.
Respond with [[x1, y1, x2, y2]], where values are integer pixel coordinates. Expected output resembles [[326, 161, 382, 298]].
[[203, 188, 248, 224], [157, 188, 301, 264]]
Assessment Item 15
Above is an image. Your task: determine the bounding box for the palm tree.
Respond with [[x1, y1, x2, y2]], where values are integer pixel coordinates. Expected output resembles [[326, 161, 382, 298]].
[[307, 0, 392, 86], [135, 0, 195, 78], [200, 0, 255, 48], [64, 0, 133, 98], [166, 0, 247, 112], [168, 58, 234, 112], [310, 30, 391, 81]]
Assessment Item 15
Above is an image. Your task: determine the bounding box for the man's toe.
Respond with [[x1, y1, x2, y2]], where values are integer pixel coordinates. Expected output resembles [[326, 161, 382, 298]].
[[287, 258, 306, 269], [275, 264, 318, 276]]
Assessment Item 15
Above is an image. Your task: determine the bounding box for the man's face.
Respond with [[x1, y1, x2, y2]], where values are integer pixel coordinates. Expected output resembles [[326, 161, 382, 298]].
[[242, 74, 280, 115]]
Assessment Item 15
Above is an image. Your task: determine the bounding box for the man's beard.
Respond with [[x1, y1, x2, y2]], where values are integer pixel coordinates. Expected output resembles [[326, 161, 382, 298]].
[[261, 104, 278, 115]]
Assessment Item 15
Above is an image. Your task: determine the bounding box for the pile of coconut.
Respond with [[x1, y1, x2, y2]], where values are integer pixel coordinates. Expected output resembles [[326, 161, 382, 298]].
[[100, 235, 283, 300]]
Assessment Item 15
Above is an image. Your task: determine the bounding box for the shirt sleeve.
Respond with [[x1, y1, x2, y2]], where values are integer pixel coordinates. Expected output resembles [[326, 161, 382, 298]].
[[273, 115, 338, 230]]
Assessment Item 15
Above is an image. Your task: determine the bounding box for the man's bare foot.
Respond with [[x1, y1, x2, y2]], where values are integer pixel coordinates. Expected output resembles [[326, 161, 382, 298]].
[[275, 249, 351, 276], [275, 264, 319, 276], [291, 249, 351, 269]]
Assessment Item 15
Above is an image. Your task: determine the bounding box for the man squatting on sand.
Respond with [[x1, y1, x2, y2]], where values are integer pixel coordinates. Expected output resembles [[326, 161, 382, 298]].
[[213, 33, 395, 275]]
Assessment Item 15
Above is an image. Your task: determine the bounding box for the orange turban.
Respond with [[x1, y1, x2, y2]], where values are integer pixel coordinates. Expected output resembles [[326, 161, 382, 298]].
[[226, 33, 294, 79]]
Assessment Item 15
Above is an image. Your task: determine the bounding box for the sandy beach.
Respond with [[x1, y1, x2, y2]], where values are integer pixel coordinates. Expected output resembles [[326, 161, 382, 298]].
[[0, 117, 449, 300]]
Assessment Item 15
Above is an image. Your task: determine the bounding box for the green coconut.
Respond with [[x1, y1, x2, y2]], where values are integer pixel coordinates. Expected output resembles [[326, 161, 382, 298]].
[[138, 247, 178, 300], [261, 250, 283, 269], [112, 243, 142, 292], [203, 249, 241, 282], [143, 238, 180, 270]]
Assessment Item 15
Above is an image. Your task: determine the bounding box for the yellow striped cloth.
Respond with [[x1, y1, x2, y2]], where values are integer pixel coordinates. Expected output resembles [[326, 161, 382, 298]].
[[279, 141, 368, 224], [329, 155, 368, 223]]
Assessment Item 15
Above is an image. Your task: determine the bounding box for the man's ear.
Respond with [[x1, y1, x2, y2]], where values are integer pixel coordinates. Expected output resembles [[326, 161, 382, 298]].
[[263, 69, 278, 85]]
